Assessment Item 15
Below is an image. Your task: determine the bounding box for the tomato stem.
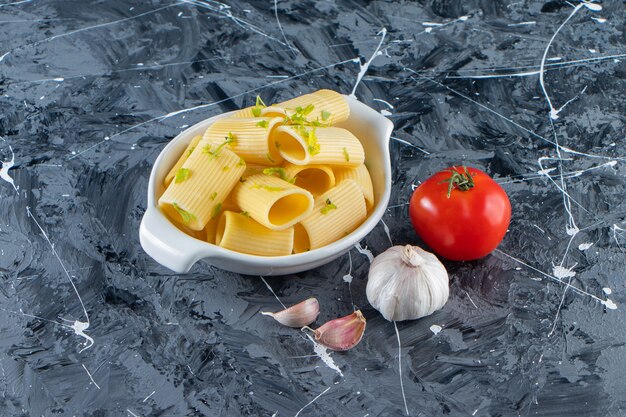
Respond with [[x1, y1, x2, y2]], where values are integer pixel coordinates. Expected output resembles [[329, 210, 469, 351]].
[[440, 166, 475, 198]]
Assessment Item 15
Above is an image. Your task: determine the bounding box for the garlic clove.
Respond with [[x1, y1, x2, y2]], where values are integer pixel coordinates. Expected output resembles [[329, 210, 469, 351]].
[[261, 298, 320, 328], [303, 310, 366, 351]]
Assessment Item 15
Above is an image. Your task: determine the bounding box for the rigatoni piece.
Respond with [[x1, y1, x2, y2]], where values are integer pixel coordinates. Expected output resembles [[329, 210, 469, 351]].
[[204, 217, 218, 244], [283, 163, 335, 197], [273, 126, 364, 167], [233, 174, 313, 230], [202, 117, 283, 165], [261, 89, 349, 124], [230, 107, 256, 118], [164, 135, 203, 187], [158, 147, 245, 231], [293, 180, 366, 253], [334, 164, 375, 211], [216, 211, 294, 256]]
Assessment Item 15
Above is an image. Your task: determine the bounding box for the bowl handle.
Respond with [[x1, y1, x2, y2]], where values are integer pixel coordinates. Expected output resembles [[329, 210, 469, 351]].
[[139, 206, 212, 273]]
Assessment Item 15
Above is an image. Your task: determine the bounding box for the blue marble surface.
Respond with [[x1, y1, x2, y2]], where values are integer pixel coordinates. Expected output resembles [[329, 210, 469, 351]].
[[0, 0, 625, 416]]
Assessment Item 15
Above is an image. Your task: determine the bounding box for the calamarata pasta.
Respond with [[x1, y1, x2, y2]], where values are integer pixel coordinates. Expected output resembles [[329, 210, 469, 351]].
[[159, 89, 376, 257]]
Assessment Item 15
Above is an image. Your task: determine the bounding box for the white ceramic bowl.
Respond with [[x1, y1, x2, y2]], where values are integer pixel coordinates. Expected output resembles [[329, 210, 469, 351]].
[[139, 95, 393, 275]]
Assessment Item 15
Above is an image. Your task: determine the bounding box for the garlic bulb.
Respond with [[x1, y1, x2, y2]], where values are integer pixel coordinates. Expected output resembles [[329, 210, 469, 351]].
[[366, 245, 449, 321]]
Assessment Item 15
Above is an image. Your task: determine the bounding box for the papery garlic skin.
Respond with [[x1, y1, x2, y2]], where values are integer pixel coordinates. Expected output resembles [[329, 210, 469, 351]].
[[366, 245, 449, 321], [304, 310, 366, 351], [261, 298, 320, 327]]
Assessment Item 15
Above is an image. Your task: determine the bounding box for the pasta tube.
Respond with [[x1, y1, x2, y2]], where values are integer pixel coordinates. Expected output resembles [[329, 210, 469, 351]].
[[216, 211, 294, 256], [333, 164, 375, 211], [273, 126, 364, 166], [164, 135, 203, 187], [283, 163, 335, 197], [261, 89, 350, 124], [158, 147, 245, 231], [202, 117, 283, 165], [293, 180, 366, 253], [233, 173, 313, 230]]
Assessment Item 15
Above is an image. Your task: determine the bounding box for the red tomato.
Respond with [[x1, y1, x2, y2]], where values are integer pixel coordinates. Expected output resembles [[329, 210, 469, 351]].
[[409, 166, 511, 261]]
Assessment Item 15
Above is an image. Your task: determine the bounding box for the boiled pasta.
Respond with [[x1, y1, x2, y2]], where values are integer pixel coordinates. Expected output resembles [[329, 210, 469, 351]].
[[293, 179, 367, 253], [202, 117, 283, 165], [164, 135, 203, 187], [158, 147, 245, 231], [216, 211, 294, 256], [232, 173, 313, 230], [283, 163, 335, 197], [261, 89, 350, 124], [273, 126, 364, 167], [159, 89, 377, 256], [334, 164, 375, 211]]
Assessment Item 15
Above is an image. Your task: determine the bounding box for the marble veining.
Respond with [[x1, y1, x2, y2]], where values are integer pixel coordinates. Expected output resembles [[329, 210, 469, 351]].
[[0, 0, 624, 416]]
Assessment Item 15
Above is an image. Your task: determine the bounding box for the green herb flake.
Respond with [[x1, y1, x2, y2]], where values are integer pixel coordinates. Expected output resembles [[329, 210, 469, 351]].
[[205, 135, 235, 160], [227, 132, 237, 146], [266, 153, 275, 163], [212, 203, 222, 219], [256, 120, 269, 128], [187, 146, 196, 156], [274, 141, 281, 149], [343, 147, 350, 162], [307, 128, 320, 156], [302, 104, 315, 116], [240, 211, 250, 217], [174, 168, 190, 184], [237, 158, 246, 167], [262, 167, 290, 182], [320, 198, 337, 214], [209, 191, 218, 201], [321, 110, 331, 121], [222, 165, 230, 171], [172, 203, 196, 224], [252, 95, 267, 117], [251, 183, 285, 192], [240, 177, 247, 182]]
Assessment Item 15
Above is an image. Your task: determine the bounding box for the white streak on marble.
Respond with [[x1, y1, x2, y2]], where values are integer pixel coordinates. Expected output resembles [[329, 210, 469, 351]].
[[260, 276, 286, 309], [507, 21, 536, 26], [350, 28, 387, 99], [126, 410, 140, 417], [69, 58, 358, 159], [294, 386, 332, 417], [273, 0, 298, 56], [495, 249, 613, 307], [380, 219, 393, 246], [0, 4, 181, 63], [578, 242, 593, 250], [412, 74, 625, 163], [393, 321, 409, 416], [181, 0, 287, 46], [0, 143, 18, 193], [430, 324, 442, 335], [304, 333, 343, 376], [143, 390, 156, 402], [465, 291, 479, 309], [342, 251, 353, 284], [603, 287, 612, 295], [26, 206, 94, 352], [390, 137, 430, 154], [439, 53, 626, 79], [538, 2, 599, 119], [81, 364, 101, 389], [355, 242, 374, 262], [373, 98, 394, 109], [0, 0, 31, 7], [591, 17, 607, 23]]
